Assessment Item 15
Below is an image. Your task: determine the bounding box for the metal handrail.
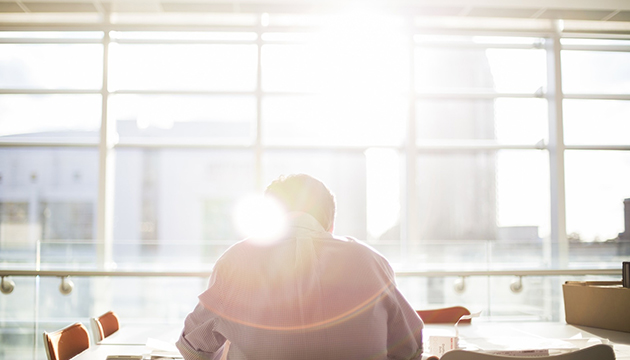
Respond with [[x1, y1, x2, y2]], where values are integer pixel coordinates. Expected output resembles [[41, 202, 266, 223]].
[[0, 268, 621, 278]]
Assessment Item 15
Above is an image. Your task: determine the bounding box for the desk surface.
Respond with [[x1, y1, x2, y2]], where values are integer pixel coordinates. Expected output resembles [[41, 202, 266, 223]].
[[74, 321, 630, 360], [98, 324, 181, 346]]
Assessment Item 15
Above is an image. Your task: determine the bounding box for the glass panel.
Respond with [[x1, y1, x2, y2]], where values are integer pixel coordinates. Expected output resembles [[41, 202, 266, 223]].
[[0, 202, 32, 266], [415, 47, 546, 92], [0, 276, 37, 360], [417, 98, 547, 142], [262, 26, 408, 93], [0, 148, 99, 268], [261, 44, 325, 92], [564, 100, 630, 145], [111, 94, 256, 142], [0, 44, 103, 89], [108, 43, 257, 91], [113, 149, 256, 268], [263, 95, 406, 146], [262, 150, 371, 243], [416, 150, 550, 243], [0, 94, 101, 137], [565, 150, 630, 245], [562, 50, 630, 94]]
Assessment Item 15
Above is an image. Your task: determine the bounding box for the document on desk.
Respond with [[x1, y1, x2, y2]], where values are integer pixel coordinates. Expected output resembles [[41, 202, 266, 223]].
[[460, 334, 607, 355], [146, 338, 183, 359]]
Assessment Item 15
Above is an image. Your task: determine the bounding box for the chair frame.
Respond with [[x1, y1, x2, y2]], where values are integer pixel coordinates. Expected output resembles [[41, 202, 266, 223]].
[[42, 322, 90, 360], [417, 306, 472, 324], [90, 310, 120, 343]]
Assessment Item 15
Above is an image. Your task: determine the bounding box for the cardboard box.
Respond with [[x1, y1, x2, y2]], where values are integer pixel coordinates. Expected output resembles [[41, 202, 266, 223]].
[[563, 281, 630, 333]]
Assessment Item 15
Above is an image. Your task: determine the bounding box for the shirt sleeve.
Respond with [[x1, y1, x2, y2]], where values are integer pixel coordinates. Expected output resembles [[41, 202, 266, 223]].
[[176, 302, 227, 360], [379, 257, 424, 360], [386, 287, 424, 360]]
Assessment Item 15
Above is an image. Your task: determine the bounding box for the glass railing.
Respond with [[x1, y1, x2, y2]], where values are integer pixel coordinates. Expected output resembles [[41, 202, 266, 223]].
[[0, 239, 625, 360]]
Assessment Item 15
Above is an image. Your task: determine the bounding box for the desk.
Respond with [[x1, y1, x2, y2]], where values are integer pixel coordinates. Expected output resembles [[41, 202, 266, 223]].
[[425, 321, 630, 359], [74, 321, 630, 360], [98, 324, 181, 346], [72, 345, 148, 360]]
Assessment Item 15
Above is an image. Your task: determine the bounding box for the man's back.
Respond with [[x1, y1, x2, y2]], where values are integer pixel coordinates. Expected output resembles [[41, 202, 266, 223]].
[[178, 212, 423, 360]]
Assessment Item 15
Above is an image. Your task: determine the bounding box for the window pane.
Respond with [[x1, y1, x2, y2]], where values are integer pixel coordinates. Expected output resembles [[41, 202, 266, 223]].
[[564, 100, 630, 145], [417, 98, 547, 142], [565, 150, 630, 243], [562, 50, 630, 94], [113, 149, 255, 268], [416, 150, 550, 241], [0, 44, 103, 89], [0, 94, 101, 137], [111, 94, 256, 142], [262, 44, 321, 92], [415, 47, 545, 92], [263, 95, 406, 146], [0, 147, 99, 266], [262, 26, 408, 93], [109, 43, 257, 91]]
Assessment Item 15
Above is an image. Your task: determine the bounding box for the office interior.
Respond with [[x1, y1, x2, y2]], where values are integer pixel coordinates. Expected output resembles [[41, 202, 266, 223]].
[[0, 0, 629, 358]]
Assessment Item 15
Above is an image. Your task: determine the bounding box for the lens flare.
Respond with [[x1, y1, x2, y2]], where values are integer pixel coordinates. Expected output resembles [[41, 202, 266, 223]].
[[233, 195, 287, 245]]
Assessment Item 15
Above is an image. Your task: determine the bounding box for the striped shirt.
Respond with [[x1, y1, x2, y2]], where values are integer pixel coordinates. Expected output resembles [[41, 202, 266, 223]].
[[177, 212, 423, 360]]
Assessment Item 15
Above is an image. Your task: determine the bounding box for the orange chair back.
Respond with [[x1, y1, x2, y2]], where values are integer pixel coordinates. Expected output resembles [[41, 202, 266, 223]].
[[416, 306, 471, 324], [93, 311, 120, 341], [43, 322, 90, 360]]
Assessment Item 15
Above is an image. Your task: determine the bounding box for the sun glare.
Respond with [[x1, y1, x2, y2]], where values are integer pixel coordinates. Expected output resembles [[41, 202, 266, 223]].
[[233, 195, 288, 245]]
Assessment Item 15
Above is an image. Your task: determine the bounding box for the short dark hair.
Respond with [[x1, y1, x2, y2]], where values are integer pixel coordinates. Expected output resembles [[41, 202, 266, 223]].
[[264, 174, 336, 231]]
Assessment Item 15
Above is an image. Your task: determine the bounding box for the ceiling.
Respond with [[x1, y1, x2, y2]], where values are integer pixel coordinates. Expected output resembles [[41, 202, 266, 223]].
[[1, 0, 630, 33]]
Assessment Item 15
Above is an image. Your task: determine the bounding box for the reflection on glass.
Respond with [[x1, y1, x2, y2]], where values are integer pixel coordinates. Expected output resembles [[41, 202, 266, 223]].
[[111, 94, 256, 141], [108, 43, 257, 91], [263, 95, 406, 146], [562, 51, 630, 94], [564, 100, 630, 145], [0, 95, 101, 137], [0, 44, 103, 89], [565, 150, 630, 242]]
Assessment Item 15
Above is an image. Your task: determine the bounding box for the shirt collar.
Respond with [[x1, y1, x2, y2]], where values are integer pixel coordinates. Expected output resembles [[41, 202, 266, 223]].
[[287, 212, 332, 239]]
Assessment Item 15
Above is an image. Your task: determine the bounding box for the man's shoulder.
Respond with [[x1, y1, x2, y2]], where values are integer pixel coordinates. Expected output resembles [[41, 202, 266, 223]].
[[333, 236, 390, 262]]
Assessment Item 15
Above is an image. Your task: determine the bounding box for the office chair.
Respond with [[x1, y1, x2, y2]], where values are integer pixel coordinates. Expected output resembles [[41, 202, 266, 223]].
[[42, 322, 90, 360], [417, 306, 472, 324], [440, 344, 616, 360], [90, 310, 120, 342]]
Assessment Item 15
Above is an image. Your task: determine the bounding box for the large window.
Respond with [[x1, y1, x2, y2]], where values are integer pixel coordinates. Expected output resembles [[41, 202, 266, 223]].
[[1, 15, 629, 351]]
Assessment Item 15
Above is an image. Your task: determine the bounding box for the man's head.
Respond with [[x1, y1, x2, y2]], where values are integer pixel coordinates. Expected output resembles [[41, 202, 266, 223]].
[[265, 174, 336, 232]]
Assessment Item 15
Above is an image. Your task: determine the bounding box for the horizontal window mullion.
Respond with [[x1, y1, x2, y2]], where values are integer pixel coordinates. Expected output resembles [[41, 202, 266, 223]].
[[563, 93, 630, 101], [415, 91, 543, 99], [0, 89, 101, 95]]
